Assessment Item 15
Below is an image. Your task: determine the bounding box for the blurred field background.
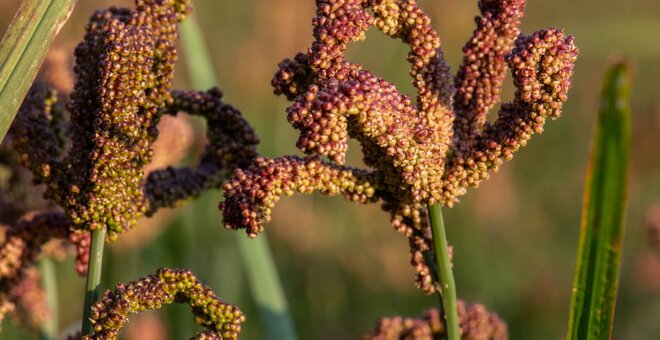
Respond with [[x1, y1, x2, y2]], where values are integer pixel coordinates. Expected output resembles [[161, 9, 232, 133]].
[[1, 0, 659, 339]]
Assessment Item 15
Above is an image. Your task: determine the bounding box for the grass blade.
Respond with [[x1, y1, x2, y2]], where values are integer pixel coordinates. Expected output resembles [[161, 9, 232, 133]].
[[0, 1, 51, 94], [179, 16, 298, 340], [235, 234, 297, 340], [179, 19, 216, 90], [0, 0, 77, 142], [567, 60, 632, 340]]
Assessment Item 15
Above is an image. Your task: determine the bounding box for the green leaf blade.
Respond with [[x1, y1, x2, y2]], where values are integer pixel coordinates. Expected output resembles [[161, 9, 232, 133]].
[[0, 0, 51, 94], [0, 0, 77, 142], [567, 60, 632, 340]]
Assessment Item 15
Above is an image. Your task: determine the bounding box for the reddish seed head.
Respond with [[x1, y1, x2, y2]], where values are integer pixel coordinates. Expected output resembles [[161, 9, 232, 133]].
[[222, 0, 577, 294]]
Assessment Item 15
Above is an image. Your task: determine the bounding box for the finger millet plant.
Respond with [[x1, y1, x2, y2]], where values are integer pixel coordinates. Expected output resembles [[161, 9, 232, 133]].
[[0, 0, 636, 339]]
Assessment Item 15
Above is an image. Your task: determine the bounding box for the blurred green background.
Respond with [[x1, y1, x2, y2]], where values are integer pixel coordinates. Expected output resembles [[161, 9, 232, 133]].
[[1, 0, 659, 339]]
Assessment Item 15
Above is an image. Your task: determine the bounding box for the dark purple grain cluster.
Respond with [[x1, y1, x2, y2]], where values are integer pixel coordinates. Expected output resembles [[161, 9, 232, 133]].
[[145, 88, 259, 213], [222, 0, 577, 293], [83, 268, 245, 340], [10, 0, 258, 241], [366, 300, 508, 340]]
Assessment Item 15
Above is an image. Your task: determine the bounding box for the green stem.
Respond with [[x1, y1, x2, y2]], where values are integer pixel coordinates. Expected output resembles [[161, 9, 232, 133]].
[[236, 234, 298, 340], [81, 227, 106, 335], [38, 258, 58, 340], [427, 203, 460, 340]]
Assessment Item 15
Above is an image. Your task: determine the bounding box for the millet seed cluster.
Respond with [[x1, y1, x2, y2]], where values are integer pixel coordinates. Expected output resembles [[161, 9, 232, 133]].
[[83, 268, 245, 340], [4, 0, 256, 335], [10, 0, 258, 241], [366, 300, 508, 340], [221, 0, 578, 293]]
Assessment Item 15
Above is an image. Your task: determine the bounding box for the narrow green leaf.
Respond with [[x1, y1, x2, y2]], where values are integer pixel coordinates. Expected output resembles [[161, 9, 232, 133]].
[[0, 0, 77, 142], [235, 234, 298, 340], [0, 1, 51, 94], [179, 17, 298, 340], [179, 19, 216, 90], [567, 60, 632, 340]]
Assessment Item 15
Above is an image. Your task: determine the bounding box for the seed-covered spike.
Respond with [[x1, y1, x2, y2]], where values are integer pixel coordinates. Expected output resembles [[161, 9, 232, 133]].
[[272, 53, 315, 101], [443, 28, 578, 202], [222, 156, 380, 238], [370, 0, 455, 146], [82, 268, 245, 340], [9, 84, 64, 185], [229, 0, 578, 294], [453, 0, 526, 152], [366, 300, 508, 339], [0, 213, 72, 281], [7, 0, 232, 240]]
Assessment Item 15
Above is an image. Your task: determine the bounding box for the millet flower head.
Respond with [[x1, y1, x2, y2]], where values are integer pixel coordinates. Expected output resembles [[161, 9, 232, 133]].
[[83, 268, 245, 340], [222, 0, 577, 293], [9, 0, 258, 241], [366, 300, 508, 340]]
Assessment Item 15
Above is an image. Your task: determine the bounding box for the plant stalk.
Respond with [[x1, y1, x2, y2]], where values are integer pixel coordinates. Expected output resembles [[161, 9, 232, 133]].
[[81, 227, 106, 335], [38, 258, 58, 340], [427, 203, 460, 340]]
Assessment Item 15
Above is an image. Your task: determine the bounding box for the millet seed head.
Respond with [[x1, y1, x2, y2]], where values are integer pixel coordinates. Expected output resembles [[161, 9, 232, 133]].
[[366, 300, 508, 340], [10, 0, 257, 241], [222, 0, 577, 294], [82, 268, 244, 340]]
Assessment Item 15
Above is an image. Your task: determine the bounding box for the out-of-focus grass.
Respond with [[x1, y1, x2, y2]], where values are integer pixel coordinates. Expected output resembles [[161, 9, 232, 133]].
[[0, 0, 659, 339], [179, 15, 298, 340]]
